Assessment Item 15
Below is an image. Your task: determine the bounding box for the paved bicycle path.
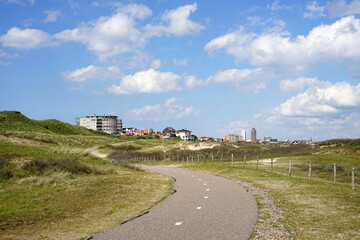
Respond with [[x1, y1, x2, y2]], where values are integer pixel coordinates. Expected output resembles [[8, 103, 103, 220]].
[[91, 165, 258, 240]]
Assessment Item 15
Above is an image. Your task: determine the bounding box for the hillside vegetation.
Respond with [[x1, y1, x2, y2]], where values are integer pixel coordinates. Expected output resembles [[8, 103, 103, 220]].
[[1, 110, 359, 239], [0, 111, 173, 240]]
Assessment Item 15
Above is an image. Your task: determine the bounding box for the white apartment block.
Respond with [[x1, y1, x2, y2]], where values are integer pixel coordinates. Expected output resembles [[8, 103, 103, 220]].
[[241, 130, 246, 140], [79, 114, 122, 135]]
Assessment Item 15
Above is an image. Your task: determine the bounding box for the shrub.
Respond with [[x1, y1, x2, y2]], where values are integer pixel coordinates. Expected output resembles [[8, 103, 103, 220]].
[[21, 158, 102, 175], [0, 156, 14, 180]]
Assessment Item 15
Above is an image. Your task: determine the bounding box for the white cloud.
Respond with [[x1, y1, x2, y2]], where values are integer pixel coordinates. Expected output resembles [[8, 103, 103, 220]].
[[206, 68, 274, 93], [27, 0, 34, 5], [0, 27, 56, 49], [205, 16, 360, 74], [54, 4, 151, 60], [275, 82, 360, 116], [125, 98, 200, 121], [349, 64, 360, 79], [173, 58, 187, 66], [184, 75, 209, 89], [107, 68, 182, 94], [62, 65, 122, 82], [327, 0, 360, 18], [54, 3, 202, 61], [304, 1, 326, 19], [267, 0, 292, 11], [279, 77, 329, 92], [217, 120, 251, 135], [209, 68, 263, 83], [0, 50, 19, 65], [151, 59, 161, 69], [43, 10, 62, 23], [144, 3, 204, 37]]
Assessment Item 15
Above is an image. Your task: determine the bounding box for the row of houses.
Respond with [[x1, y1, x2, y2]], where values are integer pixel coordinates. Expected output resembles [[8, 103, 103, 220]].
[[122, 126, 196, 141]]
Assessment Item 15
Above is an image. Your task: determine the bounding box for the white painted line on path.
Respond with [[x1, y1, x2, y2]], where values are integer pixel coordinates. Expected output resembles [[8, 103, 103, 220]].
[[203, 183, 207, 186], [204, 196, 208, 199], [206, 189, 210, 191], [175, 222, 182, 226], [198, 179, 202, 181], [196, 207, 202, 210]]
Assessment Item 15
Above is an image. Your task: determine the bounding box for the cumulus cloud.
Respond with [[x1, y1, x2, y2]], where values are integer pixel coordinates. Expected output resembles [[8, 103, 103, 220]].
[[52, 3, 202, 61], [205, 16, 360, 74], [150, 59, 161, 69], [327, 0, 360, 18], [217, 120, 251, 135], [209, 68, 263, 83], [279, 77, 329, 92], [184, 75, 209, 89], [267, 0, 292, 11], [0, 50, 19, 65], [125, 98, 200, 121], [0, 27, 56, 49], [304, 1, 326, 19], [62, 65, 122, 82], [275, 82, 360, 116], [144, 3, 204, 37], [173, 58, 188, 66], [43, 9, 62, 23], [107, 68, 182, 94], [54, 4, 150, 60], [206, 68, 275, 93]]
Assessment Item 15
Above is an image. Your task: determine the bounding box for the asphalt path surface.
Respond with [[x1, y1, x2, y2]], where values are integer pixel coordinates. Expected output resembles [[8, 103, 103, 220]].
[[91, 165, 258, 240]]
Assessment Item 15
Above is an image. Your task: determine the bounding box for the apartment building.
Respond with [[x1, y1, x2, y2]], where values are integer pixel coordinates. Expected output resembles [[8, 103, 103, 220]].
[[79, 114, 122, 135]]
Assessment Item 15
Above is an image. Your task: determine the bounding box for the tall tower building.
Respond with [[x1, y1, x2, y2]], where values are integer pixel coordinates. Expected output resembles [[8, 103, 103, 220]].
[[251, 128, 256, 143], [241, 130, 246, 140]]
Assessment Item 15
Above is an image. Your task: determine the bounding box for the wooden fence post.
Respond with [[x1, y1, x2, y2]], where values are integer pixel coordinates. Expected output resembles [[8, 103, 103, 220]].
[[204, 155, 206, 164], [334, 163, 337, 184], [221, 154, 223, 167], [212, 154, 214, 165], [289, 160, 292, 177], [187, 157, 189, 165], [270, 158, 273, 173], [231, 154, 234, 167], [352, 168, 355, 190], [243, 155, 246, 168], [309, 162, 312, 180], [198, 155, 199, 164], [192, 156, 194, 164], [256, 155, 259, 170]]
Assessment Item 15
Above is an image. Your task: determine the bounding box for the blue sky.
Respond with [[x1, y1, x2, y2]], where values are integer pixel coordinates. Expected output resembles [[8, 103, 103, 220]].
[[1, 0, 360, 140]]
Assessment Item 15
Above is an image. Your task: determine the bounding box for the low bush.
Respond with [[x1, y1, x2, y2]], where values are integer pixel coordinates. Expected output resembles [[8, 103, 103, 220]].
[[0, 156, 14, 180], [104, 144, 141, 152], [21, 158, 104, 176]]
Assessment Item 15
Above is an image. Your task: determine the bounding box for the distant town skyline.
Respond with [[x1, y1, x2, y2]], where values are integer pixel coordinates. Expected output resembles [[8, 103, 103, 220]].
[[1, 0, 360, 141]]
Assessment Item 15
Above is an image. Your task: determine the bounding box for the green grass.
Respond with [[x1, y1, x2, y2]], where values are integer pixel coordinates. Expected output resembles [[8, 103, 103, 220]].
[[139, 157, 360, 239], [0, 168, 173, 240], [0, 111, 110, 137], [0, 112, 174, 239]]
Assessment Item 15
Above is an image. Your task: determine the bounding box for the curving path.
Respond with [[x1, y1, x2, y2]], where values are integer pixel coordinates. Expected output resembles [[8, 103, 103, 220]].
[[91, 165, 258, 240]]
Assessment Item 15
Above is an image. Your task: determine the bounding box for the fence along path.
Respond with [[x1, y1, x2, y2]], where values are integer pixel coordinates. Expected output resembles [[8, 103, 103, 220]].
[[131, 154, 358, 190]]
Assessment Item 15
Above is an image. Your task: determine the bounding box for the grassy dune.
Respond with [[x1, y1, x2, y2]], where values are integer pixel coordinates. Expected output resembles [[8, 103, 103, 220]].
[[0, 111, 173, 239], [128, 141, 360, 240], [1, 111, 359, 239]]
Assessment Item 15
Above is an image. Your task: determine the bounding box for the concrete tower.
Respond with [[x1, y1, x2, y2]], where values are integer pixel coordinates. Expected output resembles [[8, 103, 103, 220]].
[[251, 128, 256, 143], [241, 130, 246, 140]]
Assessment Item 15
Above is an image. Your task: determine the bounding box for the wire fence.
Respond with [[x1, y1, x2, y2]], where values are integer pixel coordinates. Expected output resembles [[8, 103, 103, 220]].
[[126, 153, 358, 190]]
